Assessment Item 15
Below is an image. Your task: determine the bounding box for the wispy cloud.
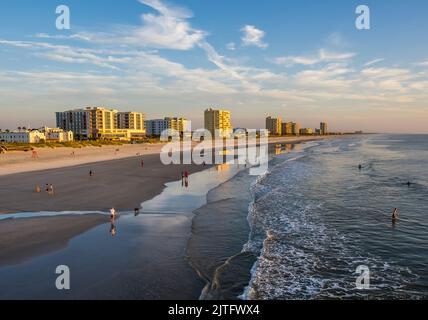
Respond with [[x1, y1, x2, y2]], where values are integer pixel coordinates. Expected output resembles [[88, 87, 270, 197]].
[[226, 42, 236, 51], [273, 49, 356, 67], [364, 58, 384, 67], [241, 25, 268, 49]]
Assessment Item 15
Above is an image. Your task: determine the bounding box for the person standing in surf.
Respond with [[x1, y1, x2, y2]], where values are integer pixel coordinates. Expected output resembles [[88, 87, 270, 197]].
[[392, 208, 399, 223]]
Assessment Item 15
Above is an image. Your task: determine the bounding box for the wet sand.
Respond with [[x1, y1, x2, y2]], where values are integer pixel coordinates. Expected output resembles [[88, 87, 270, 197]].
[[0, 152, 208, 269], [0, 215, 107, 267], [0, 213, 206, 300]]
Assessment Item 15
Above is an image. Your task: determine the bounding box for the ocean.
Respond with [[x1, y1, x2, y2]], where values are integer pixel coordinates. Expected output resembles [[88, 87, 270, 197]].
[[197, 134, 428, 300]]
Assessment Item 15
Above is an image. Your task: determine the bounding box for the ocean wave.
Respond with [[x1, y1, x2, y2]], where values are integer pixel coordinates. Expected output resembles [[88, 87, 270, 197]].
[[242, 138, 424, 300]]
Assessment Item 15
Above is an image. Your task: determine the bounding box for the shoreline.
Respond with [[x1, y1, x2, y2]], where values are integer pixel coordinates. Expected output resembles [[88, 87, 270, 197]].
[[0, 136, 331, 178], [0, 136, 333, 298], [0, 136, 332, 214]]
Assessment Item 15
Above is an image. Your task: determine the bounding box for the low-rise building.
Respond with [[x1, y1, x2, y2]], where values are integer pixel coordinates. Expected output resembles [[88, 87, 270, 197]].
[[0, 129, 46, 143], [41, 127, 74, 142]]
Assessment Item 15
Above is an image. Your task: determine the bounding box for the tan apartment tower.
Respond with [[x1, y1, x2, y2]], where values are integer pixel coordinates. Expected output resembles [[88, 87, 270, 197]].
[[204, 108, 232, 138], [266, 116, 282, 136]]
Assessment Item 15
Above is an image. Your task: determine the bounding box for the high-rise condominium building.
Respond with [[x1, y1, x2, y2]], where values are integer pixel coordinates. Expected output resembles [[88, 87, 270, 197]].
[[165, 117, 191, 134], [117, 112, 145, 131], [145, 117, 190, 136], [282, 122, 293, 135], [292, 122, 301, 136], [265, 116, 282, 136], [56, 107, 146, 140], [204, 108, 232, 138], [320, 122, 328, 135], [300, 128, 314, 135]]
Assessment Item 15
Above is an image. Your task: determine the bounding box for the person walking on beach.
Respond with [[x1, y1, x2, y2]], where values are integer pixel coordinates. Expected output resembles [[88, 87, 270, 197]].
[[184, 170, 189, 188], [110, 207, 117, 220], [134, 208, 140, 216], [31, 149, 38, 159], [49, 184, 55, 196], [141, 159, 144, 168], [181, 171, 185, 187], [89, 170, 94, 177], [45, 184, 50, 194]]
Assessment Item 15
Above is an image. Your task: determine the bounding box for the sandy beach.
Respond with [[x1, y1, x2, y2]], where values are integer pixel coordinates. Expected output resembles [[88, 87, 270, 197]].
[[0, 136, 325, 177], [0, 152, 208, 214], [0, 143, 166, 177], [0, 136, 326, 214]]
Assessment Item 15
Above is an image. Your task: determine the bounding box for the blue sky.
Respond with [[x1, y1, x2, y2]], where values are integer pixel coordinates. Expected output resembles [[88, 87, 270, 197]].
[[1, 0, 428, 132]]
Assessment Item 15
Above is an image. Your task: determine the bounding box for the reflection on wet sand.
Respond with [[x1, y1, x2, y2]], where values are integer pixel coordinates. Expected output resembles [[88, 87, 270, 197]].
[[275, 143, 299, 155], [110, 221, 117, 237], [216, 164, 230, 172]]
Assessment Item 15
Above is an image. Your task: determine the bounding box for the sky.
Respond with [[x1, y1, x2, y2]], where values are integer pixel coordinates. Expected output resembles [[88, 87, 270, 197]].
[[0, 0, 428, 133]]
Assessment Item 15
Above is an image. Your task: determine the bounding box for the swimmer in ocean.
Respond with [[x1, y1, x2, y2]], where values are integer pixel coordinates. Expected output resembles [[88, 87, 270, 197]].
[[392, 208, 399, 222]]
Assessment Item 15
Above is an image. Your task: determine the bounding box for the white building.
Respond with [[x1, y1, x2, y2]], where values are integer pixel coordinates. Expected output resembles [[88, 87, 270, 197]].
[[0, 130, 46, 143], [41, 127, 74, 142], [145, 119, 169, 136], [145, 117, 190, 136]]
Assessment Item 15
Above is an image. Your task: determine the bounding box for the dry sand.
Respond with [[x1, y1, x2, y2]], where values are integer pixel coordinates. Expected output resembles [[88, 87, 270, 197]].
[[0, 143, 165, 177]]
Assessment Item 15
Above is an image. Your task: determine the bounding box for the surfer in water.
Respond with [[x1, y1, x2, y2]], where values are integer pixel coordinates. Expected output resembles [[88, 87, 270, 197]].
[[358, 164, 362, 170], [392, 208, 399, 223]]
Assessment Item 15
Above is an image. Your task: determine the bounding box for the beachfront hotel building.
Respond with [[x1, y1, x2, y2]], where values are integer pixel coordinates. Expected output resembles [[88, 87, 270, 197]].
[[117, 112, 145, 131], [300, 128, 314, 135], [145, 117, 190, 136], [145, 119, 169, 136], [56, 107, 146, 140], [266, 116, 282, 136], [204, 108, 232, 138], [41, 127, 74, 142], [0, 129, 46, 143], [282, 122, 293, 135], [292, 122, 301, 136], [320, 122, 328, 135]]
